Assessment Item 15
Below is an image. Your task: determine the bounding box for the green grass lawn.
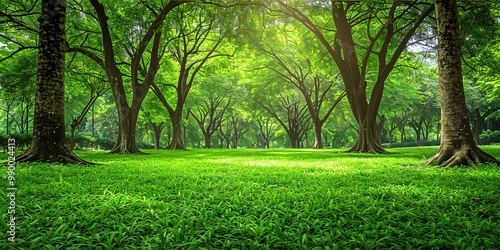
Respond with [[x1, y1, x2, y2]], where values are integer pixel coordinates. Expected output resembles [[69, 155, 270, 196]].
[[1, 146, 500, 249]]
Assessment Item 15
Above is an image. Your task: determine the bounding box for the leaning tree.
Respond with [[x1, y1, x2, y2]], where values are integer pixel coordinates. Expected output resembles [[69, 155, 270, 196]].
[[17, 0, 91, 164], [425, 0, 499, 167]]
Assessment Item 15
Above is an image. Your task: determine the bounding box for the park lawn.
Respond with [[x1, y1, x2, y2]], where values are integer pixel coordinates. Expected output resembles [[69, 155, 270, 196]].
[[1, 146, 500, 249]]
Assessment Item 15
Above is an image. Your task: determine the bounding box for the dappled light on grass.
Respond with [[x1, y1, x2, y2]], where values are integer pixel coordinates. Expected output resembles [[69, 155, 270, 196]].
[[2, 147, 500, 248]]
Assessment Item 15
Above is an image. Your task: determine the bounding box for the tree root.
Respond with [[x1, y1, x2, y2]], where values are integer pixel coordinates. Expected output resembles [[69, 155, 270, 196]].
[[15, 147, 96, 165], [425, 144, 500, 167], [109, 143, 144, 155], [167, 142, 186, 150], [347, 138, 385, 154]]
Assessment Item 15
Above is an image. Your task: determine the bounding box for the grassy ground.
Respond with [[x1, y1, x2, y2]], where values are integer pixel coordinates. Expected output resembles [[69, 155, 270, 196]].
[[1, 146, 500, 249]]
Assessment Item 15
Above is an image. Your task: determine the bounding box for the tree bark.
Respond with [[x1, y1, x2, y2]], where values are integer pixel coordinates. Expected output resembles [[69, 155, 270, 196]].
[[17, 0, 91, 164], [151, 122, 165, 150], [312, 120, 323, 148], [168, 112, 186, 150], [425, 0, 499, 167], [348, 114, 384, 153]]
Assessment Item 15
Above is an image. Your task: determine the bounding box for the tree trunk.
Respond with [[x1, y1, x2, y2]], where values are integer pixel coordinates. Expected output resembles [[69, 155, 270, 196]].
[[348, 117, 384, 153], [151, 122, 165, 150], [411, 117, 423, 146], [203, 133, 212, 148], [469, 109, 483, 144], [17, 0, 91, 164], [110, 104, 142, 154], [426, 0, 499, 167], [312, 120, 323, 149], [91, 103, 95, 136], [415, 131, 421, 146], [168, 114, 185, 149], [70, 122, 77, 150], [289, 132, 300, 148], [472, 119, 482, 145]]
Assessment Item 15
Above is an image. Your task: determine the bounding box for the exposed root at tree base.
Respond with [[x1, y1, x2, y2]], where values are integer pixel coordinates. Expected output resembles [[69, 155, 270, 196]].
[[425, 145, 500, 167], [15, 148, 95, 165], [347, 142, 385, 154], [167, 142, 186, 150], [109, 144, 145, 155]]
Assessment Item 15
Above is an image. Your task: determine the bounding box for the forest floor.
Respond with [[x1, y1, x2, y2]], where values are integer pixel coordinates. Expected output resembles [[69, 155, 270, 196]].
[[1, 146, 500, 249]]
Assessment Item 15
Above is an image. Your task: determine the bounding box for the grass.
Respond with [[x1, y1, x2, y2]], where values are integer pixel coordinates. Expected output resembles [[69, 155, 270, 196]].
[[1, 146, 500, 249]]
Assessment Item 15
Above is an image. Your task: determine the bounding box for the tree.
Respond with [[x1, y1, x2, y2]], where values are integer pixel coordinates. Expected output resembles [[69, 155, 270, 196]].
[[17, 0, 90, 164], [151, 4, 230, 149], [189, 77, 233, 148], [66, 59, 109, 149], [465, 83, 500, 145], [458, 2, 500, 145], [254, 113, 280, 148], [425, 0, 499, 167], [0, 50, 36, 136], [274, 0, 433, 153], [66, 0, 185, 154], [260, 48, 346, 148], [261, 90, 312, 148]]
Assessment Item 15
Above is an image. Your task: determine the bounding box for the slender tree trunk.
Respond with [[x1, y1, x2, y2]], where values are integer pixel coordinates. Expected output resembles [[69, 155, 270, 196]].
[[388, 131, 393, 148], [17, 0, 91, 164], [91, 103, 95, 136], [5, 103, 10, 135], [400, 123, 405, 144], [472, 120, 482, 145], [469, 109, 483, 144], [377, 115, 386, 144], [70, 122, 77, 150], [151, 122, 165, 150], [426, 0, 499, 167]]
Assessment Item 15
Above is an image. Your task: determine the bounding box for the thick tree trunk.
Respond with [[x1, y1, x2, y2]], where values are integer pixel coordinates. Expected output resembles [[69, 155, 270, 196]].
[[168, 115, 185, 149], [203, 133, 212, 148], [110, 105, 142, 154], [17, 0, 91, 164], [348, 117, 384, 153], [232, 134, 238, 149], [312, 120, 323, 149], [426, 0, 499, 167], [289, 132, 300, 148]]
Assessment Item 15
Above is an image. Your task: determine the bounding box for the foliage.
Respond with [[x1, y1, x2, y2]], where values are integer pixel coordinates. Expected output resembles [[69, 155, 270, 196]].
[[480, 130, 500, 145], [1, 147, 500, 248]]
